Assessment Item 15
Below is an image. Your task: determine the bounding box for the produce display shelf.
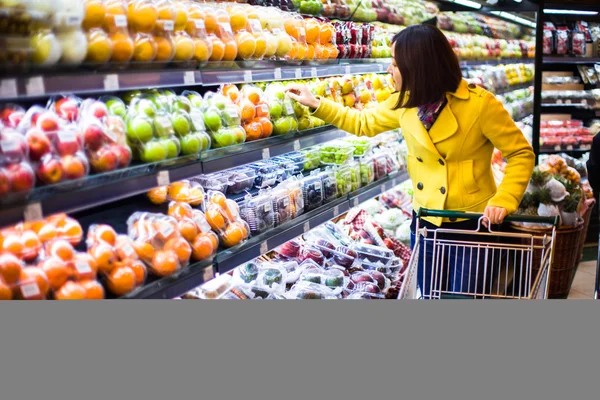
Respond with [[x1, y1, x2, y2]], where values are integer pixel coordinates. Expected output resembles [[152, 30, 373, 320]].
[[123, 169, 409, 299], [493, 82, 533, 95], [542, 57, 600, 65], [539, 145, 592, 154], [0, 126, 347, 229], [459, 59, 534, 68]]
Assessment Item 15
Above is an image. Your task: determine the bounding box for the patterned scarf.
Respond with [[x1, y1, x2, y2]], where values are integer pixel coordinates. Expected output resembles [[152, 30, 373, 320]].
[[417, 97, 447, 131]]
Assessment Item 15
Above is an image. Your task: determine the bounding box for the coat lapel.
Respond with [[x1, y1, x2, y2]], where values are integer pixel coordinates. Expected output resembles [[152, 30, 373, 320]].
[[401, 107, 441, 156], [428, 102, 458, 144]]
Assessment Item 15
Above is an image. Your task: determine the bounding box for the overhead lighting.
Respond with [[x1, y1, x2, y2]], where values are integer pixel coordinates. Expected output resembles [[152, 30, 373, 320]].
[[490, 11, 537, 28], [513, 0, 523, 3], [544, 9, 599, 15], [453, 0, 483, 10]]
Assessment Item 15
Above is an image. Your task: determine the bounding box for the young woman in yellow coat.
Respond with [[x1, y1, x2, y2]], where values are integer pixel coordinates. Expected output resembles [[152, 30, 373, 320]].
[[287, 24, 535, 297]]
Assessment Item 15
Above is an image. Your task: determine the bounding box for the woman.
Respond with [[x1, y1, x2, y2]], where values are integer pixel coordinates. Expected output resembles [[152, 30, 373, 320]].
[[287, 24, 535, 297]]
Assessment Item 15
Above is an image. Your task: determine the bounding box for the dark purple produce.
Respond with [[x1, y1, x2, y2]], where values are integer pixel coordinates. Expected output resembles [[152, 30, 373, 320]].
[[316, 240, 335, 258]]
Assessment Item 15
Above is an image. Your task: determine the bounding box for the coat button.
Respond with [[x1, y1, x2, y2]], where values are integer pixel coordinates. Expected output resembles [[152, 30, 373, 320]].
[[417, 156, 423, 163], [417, 182, 423, 190], [438, 159, 445, 166], [468, 83, 476, 89], [450, 217, 457, 222], [440, 187, 446, 194]]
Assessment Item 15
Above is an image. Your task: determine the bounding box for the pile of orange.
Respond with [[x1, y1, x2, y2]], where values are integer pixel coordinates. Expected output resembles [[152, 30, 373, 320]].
[[146, 180, 205, 206], [167, 202, 219, 261], [224, 84, 273, 142], [205, 191, 249, 249]]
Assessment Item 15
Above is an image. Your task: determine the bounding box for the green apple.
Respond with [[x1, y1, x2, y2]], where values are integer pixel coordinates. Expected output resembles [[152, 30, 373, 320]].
[[232, 127, 246, 144], [222, 106, 241, 127], [273, 118, 292, 135], [186, 91, 203, 108], [171, 96, 192, 113], [298, 116, 313, 131], [214, 128, 235, 147], [126, 116, 154, 143], [135, 98, 157, 118], [153, 114, 175, 138], [171, 110, 192, 136], [269, 102, 283, 119], [160, 137, 180, 158], [106, 99, 127, 119], [203, 108, 222, 132], [140, 140, 168, 163], [211, 94, 228, 110], [180, 134, 201, 155]]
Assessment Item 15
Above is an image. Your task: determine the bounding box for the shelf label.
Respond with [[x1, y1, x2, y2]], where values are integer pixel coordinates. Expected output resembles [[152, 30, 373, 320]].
[[333, 205, 340, 216], [262, 148, 270, 160], [58, 129, 77, 143], [554, 145, 561, 151], [582, 144, 592, 150], [295, 68, 302, 79], [566, 145, 574, 151], [293, 140, 300, 151], [55, 12, 83, 27], [303, 222, 310, 233], [75, 260, 92, 274], [352, 198, 359, 207], [21, 282, 41, 298], [249, 19, 262, 33], [23, 202, 43, 222], [311, 67, 317, 78], [203, 265, 215, 281], [114, 14, 127, 28], [184, 71, 195, 85], [244, 70, 253, 82], [26, 77, 45, 96], [381, 183, 387, 193], [157, 170, 170, 186], [161, 20, 174, 31], [345, 65, 352, 75], [190, 110, 205, 131], [377, 64, 384, 72], [0, 79, 17, 98], [260, 241, 268, 254], [104, 74, 119, 91], [274, 67, 282, 80]]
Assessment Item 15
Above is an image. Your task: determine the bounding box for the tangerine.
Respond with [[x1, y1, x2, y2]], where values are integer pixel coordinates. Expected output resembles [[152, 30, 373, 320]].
[[191, 233, 215, 261], [178, 218, 199, 242], [154, 35, 175, 62], [132, 33, 157, 62], [39, 257, 70, 291], [95, 225, 117, 246], [206, 208, 226, 231], [319, 24, 334, 44], [18, 267, 49, 300], [306, 44, 315, 60], [0, 280, 12, 300], [133, 240, 155, 261], [253, 34, 267, 59], [168, 201, 194, 220], [59, 220, 83, 246], [83, 0, 107, 30], [193, 37, 211, 62], [222, 40, 237, 61], [49, 239, 75, 261], [21, 230, 41, 261], [151, 250, 179, 277], [173, 34, 195, 61], [86, 28, 113, 63], [210, 192, 227, 207], [221, 224, 244, 248], [246, 89, 261, 105], [207, 231, 219, 249], [107, 265, 136, 296], [55, 281, 86, 300], [240, 100, 256, 122], [90, 243, 116, 274], [128, 0, 158, 33], [228, 7, 248, 32], [0, 253, 22, 285], [244, 121, 262, 141], [224, 199, 240, 220], [222, 84, 240, 103], [165, 237, 192, 265], [174, 2, 189, 31], [129, 260, 147, 286], [37, 224, 58, 243], [2, 235, 23, 256], [297, 42, 308, 60], [147, 186, 168, 204], [80, 279, 105, 299], [110, 32, 134, 62], [305, 19, 320, 44], [209, 36, 225, 61], [258, 117, 273, 138]]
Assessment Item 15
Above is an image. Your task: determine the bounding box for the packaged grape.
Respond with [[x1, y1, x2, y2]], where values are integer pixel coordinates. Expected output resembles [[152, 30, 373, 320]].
[[346, 160, 361, 192], [320, 140, 353, 165], [345, 136, 372, 157], [301, 146, 321, 170], [372, 153, 387, 180], [195, 273, 234, 299], [269, 157, 297, 182], [222, 167, 256, 194], [300, 174, 323, 211], [240, 191, 275, 235], [271, 186, 293, 226], [248, 161, 279, 188], [317, 168, 338, 203], [359, 155, 375, 186], [335, 165, 352, 197]]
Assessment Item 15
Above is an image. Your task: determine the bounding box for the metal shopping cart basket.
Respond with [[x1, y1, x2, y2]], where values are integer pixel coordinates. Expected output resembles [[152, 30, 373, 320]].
[[399, 209, 559, 300]]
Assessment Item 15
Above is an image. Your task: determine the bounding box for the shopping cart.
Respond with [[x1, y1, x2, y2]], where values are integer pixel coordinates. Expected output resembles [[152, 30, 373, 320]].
[[399, 209, 559, 300]]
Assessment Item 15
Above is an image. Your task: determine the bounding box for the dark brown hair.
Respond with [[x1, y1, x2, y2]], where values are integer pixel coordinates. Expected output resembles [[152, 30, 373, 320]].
[[392, 25, 462, 109]]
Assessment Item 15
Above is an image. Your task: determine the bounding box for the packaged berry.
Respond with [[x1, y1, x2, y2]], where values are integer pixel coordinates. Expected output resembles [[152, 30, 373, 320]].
[[318, 168, 338, 203], [240, 191, 275, 235], [300, 174, 323, 211]]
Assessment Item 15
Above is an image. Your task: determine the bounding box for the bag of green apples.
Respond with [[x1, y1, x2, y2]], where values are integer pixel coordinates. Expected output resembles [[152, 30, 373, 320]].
[[200, 91, 246, 148], [264, 83, 298, 135], [166, 91, 211, 155]]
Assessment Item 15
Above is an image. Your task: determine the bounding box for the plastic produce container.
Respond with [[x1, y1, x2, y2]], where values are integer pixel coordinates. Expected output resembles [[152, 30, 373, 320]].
[[320, 140, 354, 165], [223, 167, 256, 194], [318, 169, 338, 203], [301, 146, 321, 170], [301, 174, 324, 211]]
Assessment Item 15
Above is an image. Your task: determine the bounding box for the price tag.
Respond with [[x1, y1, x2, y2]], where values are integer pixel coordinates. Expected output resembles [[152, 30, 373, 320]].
[[285, 102, 294, 115], [162, 20, 174, 31], [160, 224, 174, 239], [260, 241, 269, 254], [104, 129, 117, 143], [345, 65, 352, 75], [190, 110, 206, 131], [311, 67, 317, 78], [121, 244, 136, 259], [261, 104, 269, 115], [244, 70, 253, 83], [293, 140, 300, 151], [21, 282, 41, 298], [75, 260, 92, 274], [194, 19, 205, 30], [353, 198, 359, 207], [26, 77, 45, 96], [333, 205, 340, 215], [219, 22, 233, 35], [299, 28, 306, 38], [184, 71, 195, 85], [114, 14, 127, 28], [157, 170, 170, 186], [566, 145, 574, 150], [582, 144, 592, 150], [554, 145, 561, 151], [203, 265, 215, 281], [55, 12, 82, 27], [303, 222, 310, 233], [262, 148, 270, 160], [0, 79, 18, 98], [104, 74, 119, 91], [274, 68, 282, 80], [249, 19, 262, 32], [24, 203, 43, 222], [272, 28, 281, 35], [295, 68, 302, 79], [381, 183, 387, 193], [0, 138, 19, 153]]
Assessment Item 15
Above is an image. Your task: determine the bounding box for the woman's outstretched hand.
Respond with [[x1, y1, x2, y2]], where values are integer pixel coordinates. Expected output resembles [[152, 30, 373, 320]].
[[285, 84, 320, 110]]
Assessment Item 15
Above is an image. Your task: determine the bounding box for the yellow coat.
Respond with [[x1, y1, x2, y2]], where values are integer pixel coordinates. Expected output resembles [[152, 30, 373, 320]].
[[312, 79, 535, 226]]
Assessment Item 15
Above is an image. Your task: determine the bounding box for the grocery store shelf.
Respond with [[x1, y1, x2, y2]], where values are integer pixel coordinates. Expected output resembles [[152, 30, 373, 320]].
[[494, 82, 533, 95], [541, 103, 597, 110], [543, 57, 600, 65], [0, 126, 347, 229], [539, 145, 592, 154], [123, 169, 409, 298], [459, 59, 534, 68]]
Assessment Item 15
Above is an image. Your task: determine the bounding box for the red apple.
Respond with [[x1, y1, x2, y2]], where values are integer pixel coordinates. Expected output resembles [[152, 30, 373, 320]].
[[36, 156, 64, 184], [56, 127, 81, 156], [25, 128, 51, 162], [89, 146, 118, 172], [83, 122, 105, 151], [36, 111, 60, 133], [6, 162, 35, 192], [112, 145, 131, 169], [0, 167, 11, 194], [89, 101, 108, 120], [55, 98, 79, 122], [61, 154, 87, 180], [1, 105, 25, 128]]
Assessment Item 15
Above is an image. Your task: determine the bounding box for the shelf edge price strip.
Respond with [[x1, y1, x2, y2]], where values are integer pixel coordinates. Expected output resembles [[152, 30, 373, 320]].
[[157, 170, 170, 186], [26, 76, 45, 96], [24, 202, 43, 222], [303, 222, 310, 233], [104, 74, 120, 91], [203, 265, 215, 282], [184, 71, 195, 85], [274, 68, 282, 80], [260, 241, 269, 255], [0, 79, 18, 98]]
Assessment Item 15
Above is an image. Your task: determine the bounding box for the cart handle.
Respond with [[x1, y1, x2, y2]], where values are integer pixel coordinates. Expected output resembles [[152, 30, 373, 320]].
[[417, 208, 559, 226]]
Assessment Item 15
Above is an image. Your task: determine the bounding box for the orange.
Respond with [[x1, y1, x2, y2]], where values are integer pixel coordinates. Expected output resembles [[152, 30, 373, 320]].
[[80, 279, 105, 299], [210, 192, 227, 207], [0, 280, 12, 300], [305, 19, 320, 44], [147, 186, 168, 204], [228, 7, 248, 32], [207, 231, 219, 250], [284, 18, 298, 39], [128, 0, 158, 33], [47, 213, 67, 226], [168, 202, 193, 220], [244, 121, 262, 141], [0, 253, 22, 285], [239, 100, 255, 122], [224, 199, 239, 220], [18, 267, 49, 300], [306, 44, 315, 60], [154, 35, 175, 62], [167, 181, 188, 198], [288, 41, 299, 60], [253, 34, 267, 59], [319, 24, 334, 44], [156, 0, 176, 21], [89, 243, 116, 274], [209, 35, 225, 61], [95, 225, 117, 246], [191, 233, 215, 261], [107, 265, 136, 296], [49, 239, 75, 261], [86, 28, 113, 63], [115, 236, 138, 262], [326, 43, 338, 59], [235, 32, 256, 60], [178, 218, 199, 242], [258, 117, 273, 138], [151, 250, 179, 277], [55, 281, 86, 300], [185, 187, 204, 206], [134, 240, 155, 262], [165, 237, 192, 265], [129, 260, 147, 286], [222, 84, 240, 102], [37, 224, 57, 243], [297, 42, 307, 60], [186, 5, 205, 36], [174, 2, 188, 31], [104, 0, 128, 32], [21, 230, 41, 261], [222, 40, 237, 61], [221, 224, 244, 248], [255, 102, 270, 118], [173, 34, 195, 61], [59, 220, 83, 246], [204, 10, 218, 35], [193, 37, 211, 62], [133, 33, 157, 62], [246, 89, 261, 105], [2, 235, 23, 256], [206, 208, 226, 231], [39, 257, 70, 291], [110, 32, 134, 62], [83, 0, 107, 30], [71, 252, 99, 281]]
